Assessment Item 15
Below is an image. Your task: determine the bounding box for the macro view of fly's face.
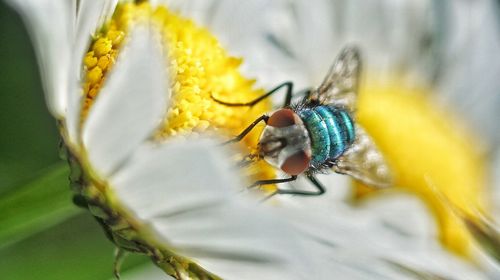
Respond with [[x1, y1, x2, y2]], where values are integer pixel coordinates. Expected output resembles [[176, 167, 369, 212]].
[[259, 108, 312, 175]]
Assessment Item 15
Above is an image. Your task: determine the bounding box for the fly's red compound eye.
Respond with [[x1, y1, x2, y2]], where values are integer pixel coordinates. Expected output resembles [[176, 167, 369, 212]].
[[281, 150, 311, 175], [267, 108, 297, 127]]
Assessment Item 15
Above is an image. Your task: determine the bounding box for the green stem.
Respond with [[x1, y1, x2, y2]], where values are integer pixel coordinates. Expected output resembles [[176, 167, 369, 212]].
[[0, 162, 80, 249]]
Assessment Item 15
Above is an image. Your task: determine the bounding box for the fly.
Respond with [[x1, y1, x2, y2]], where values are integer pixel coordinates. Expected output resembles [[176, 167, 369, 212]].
[[213, 46, 393, 196]]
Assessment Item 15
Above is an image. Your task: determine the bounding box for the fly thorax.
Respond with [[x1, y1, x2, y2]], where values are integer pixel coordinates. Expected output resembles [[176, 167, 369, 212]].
[[259, 123, 311, 169]]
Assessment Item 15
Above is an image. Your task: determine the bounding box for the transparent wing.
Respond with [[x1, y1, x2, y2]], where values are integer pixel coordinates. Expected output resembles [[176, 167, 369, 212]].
[[309, 46, 361, 113], [332, 125, 393, 188]]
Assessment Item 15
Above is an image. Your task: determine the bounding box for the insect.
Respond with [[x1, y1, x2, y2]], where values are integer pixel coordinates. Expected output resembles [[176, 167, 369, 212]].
[[214, 46, 393, 196]]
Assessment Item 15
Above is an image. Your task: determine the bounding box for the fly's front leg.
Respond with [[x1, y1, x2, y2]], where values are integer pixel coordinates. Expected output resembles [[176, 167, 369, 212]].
[[248, 175, 298, 189], [224, 114, 269, 144]]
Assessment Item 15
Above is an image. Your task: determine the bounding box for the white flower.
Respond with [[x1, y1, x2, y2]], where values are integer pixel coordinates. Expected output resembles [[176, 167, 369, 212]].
[[7, 0, 499, 279], [169, 0, 500, 278], [6, 1, 323, 279]]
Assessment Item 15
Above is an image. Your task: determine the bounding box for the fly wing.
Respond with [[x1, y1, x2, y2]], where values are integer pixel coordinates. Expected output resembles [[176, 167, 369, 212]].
[[309, 46, 361, 114], [332, 125, 393, 188]]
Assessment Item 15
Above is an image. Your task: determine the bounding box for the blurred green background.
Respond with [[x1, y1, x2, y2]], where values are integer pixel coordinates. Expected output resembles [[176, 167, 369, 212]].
[[0, 2, 148, 279]]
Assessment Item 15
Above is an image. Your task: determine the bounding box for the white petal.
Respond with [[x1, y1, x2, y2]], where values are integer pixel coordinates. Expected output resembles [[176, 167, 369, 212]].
[[110, 138, 316, 280], [436, 0, 500, 146], [74, 0, 118, 72], [65, 0, 119, 146], [6, 0, 74, 118], [110, 138, 487, 279], [275, 183, 488, 279], [82, 26, 169, 177], [162, 0, 309, 91]]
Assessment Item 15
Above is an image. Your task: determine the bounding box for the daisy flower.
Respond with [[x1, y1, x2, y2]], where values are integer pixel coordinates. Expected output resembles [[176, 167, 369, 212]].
[[201, 0, 500, 266], [167, 0, 500, 274], [6, 0, 499, 279], [5, 0, 309, 278]]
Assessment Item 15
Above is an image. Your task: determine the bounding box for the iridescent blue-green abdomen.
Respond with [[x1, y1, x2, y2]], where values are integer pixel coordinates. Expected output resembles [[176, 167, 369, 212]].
[[298, 105, 355, 166]]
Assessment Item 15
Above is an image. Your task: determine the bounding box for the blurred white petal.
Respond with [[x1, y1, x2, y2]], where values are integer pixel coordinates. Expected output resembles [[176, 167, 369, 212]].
[[483, 248, 500, 279], [110, 137, 486, 279], [436, 0, 500, 147], [111, 138, 318, 279], [169, 0, 438, 93], [64, 75, 81, 147], [200, 0, 500, 148], [275, 181, 488, 279], [75, 0, 118, 67], [65, 0, 119, 147], [6, 0, 74, 118], [82, 26, 169, 177], [163, 0, 308, 90]]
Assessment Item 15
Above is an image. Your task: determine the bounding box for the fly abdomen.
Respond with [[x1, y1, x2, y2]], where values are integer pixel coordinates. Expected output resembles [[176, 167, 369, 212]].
[[299, 105, 355, 167], [336, 108, 355, 145], [315, 106, 346, 159], [299, 109, 330, 165]]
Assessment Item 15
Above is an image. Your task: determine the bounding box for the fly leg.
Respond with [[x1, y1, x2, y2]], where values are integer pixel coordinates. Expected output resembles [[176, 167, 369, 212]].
[[297, 88, 313, 100], [250, 176, 299, 201], [264, 174, 326, 200], [216, 83, 313, 145], [223, 114, 269, 144], [248, 175, 298, 189], [237, 153, 259, 168], [211, 81, 294, 107]]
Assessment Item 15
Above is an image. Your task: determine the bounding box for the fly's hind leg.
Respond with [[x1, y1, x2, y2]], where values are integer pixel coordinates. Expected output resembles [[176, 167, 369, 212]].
[[249, 175, 298, 201], [267, 174, 326, 199], [258, 174, 326, 201]]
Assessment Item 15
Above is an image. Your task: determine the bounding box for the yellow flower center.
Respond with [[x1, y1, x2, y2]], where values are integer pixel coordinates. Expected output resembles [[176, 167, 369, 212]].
[[81, 2, 275, 190], [356, 77, 489, 258]]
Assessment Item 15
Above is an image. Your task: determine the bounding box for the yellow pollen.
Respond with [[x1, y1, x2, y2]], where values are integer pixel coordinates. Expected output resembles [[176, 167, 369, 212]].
[[83, 52, 97, 69], [80, 2, 276, 190], [355, 77, 489, 257], [93, 38, 113, 56], [87, 67, 103, 85], [81, 20, 124, 118]]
